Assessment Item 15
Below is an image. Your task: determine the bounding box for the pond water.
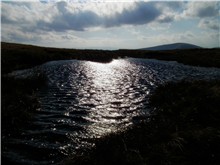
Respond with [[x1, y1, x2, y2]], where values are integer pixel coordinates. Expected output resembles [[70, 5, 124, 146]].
[[4, 58, 220, 164]]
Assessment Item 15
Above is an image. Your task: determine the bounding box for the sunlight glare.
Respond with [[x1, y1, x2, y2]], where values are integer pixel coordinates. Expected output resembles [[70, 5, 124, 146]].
[[82, 59, 132, 134]]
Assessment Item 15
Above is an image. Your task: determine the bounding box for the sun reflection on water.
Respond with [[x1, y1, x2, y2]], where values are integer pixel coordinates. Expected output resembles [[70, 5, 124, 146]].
[[6, 58, 220, 164], [80, 59, 136, 135], [87, 60, 126, 88]]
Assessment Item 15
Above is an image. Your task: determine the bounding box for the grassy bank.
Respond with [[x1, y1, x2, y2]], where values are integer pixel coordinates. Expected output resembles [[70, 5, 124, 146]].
[[117, 48, 220, 68], [1, 73, 47, 136], [2, 42, 220, 164], [144, 48, 220, 68], [1, 42, 117, 73], [2, 42, 220, 74], [67, 80, 220, 165]]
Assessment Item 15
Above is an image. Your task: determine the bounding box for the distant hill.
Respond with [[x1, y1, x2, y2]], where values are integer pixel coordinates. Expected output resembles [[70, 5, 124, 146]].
[[140, 43, 202, 51]]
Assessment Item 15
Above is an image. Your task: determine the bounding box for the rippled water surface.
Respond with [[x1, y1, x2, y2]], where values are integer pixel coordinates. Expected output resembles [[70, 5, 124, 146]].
[[4, 58, 220, 164]]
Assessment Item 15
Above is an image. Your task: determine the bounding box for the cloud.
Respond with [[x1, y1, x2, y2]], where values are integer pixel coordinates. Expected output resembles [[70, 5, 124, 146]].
[[183, 2, 219, 18], [154, 1, 184, 24], [104, 2, 161, 27], [1, 2, 53, 28], [2, 1, 161, 48], [156, 1, 184, 11], [199, 19, 219, 31], [43, 1, 102, 31], [157, 14, 174, 23], [2, 1, 161, 32], [1, 25, 42, 43], [37, 1, 161, 31], [177, 2, 219, 32], [1, 1, 219, 49]]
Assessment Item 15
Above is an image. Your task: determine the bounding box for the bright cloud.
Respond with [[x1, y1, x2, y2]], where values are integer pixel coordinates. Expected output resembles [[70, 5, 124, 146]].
[[199, 19, 219, 31], [182, 1, 219, 18], [1, 1, 219, 49]]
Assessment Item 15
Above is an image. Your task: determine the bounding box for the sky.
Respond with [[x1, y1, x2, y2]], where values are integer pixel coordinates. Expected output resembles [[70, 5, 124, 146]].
[[1, 0, 220, 49]]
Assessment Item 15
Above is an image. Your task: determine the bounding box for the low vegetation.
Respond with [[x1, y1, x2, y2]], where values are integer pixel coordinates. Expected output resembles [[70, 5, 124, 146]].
[[2, 42, 220, 164], [66, 80, 220, 165], [1, 73, 47, 136], [2, 42, 220, 74], [1, 42, 118, 73], [144, 48, 220, 68]]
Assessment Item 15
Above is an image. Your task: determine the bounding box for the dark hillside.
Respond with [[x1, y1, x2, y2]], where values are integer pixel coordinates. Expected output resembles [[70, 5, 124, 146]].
[[143, 48, 220, 67], [2, 42, 220, 74], [1, 42, 116, 73], [66, 80, 220, 165], [140, 43, 202, 51]]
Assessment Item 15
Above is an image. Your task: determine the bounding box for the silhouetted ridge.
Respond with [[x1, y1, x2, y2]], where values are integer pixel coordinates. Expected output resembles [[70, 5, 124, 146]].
[[140, 43, 202, 51]]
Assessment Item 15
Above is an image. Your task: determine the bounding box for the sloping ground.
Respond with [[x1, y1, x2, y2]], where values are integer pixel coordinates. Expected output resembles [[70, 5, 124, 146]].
[[66, 80, 220, 165], [2, 42, 220, 164], [143, 48, 220, 68], [116, 48, 220, 68], [1, 74, 47, 135], [1, 42, 116, 73], [2, 42, 220, 74], [140, 43, 202, 51]]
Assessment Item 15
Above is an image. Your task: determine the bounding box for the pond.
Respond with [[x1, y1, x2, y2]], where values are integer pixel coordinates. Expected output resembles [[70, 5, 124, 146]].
[[4, 58, 220, 164]]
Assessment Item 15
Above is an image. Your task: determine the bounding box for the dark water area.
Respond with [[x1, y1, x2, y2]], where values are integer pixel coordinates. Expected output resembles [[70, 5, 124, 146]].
[[3, 58, 220, 164]]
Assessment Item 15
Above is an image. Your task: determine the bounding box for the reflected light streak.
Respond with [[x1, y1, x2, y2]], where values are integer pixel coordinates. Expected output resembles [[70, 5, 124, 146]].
[[82, 59, 133, 135], [87, 60, 125, 88]]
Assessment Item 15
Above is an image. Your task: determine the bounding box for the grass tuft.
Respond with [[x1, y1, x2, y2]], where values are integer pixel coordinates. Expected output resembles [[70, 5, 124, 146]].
[[66, 80, 220, 165], [1, 72, 47, 136]]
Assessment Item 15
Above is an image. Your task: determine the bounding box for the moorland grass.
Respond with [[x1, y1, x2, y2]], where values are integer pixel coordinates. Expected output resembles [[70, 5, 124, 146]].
[[66, 80, 220, 165], [144, 48, 220, 68], [2, 42, 220, 74], [2, 42, 220, 164], [1, 73, 47, 136], [1, 42, 116, 73]]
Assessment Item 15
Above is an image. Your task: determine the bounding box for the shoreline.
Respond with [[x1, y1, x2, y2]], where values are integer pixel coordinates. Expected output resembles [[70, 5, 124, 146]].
[[2, 42, 220, 74], [66, 80, 220, 165], [2, 42, 220, 164]]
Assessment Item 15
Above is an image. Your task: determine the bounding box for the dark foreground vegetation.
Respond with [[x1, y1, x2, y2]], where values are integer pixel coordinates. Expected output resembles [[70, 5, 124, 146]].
[[2, 42, 220, 74], [1, 73, 48, 164], [1, 73, 47, 136], [144, 49, 220, 68], [1, 42, 117, 73], [66, 80, 220, 165], [2, 42, 220, 164]]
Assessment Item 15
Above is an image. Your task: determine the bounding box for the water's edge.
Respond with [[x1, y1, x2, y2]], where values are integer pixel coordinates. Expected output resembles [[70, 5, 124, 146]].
[[3, 58, 220, 164]]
